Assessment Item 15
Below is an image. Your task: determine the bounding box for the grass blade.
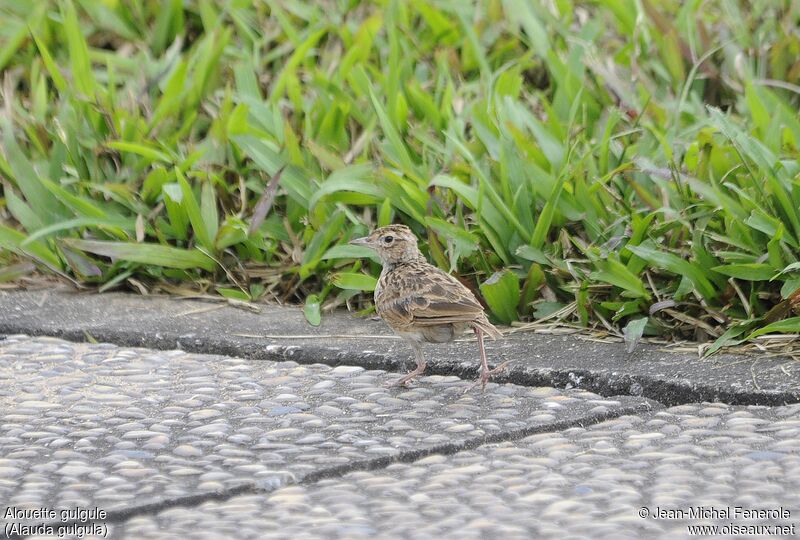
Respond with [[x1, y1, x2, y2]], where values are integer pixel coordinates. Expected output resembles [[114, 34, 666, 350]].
[[480, 269, 521, 324], [331, 272, 377, 292], [175, 168, 214, 251], [64, 239, 215, 271]]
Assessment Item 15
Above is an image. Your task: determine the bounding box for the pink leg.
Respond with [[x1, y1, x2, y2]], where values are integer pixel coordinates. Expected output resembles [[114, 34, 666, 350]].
[[466, 326, 512, 392], [476, 327, 490, 389], [393, 343, 427, 386]]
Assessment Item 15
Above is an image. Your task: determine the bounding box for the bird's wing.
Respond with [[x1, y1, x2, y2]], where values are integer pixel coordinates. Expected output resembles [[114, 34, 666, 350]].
[[377, 264, 485, 328]]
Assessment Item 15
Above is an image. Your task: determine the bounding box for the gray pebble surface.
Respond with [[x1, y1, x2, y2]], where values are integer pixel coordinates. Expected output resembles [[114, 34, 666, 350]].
[[111, 402, 800, 540], [0, 335, 649, 521], [4, 335, 796, 539]]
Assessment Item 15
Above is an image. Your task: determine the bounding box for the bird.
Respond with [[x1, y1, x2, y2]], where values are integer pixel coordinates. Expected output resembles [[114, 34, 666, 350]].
[[349, 224, 507, 389]]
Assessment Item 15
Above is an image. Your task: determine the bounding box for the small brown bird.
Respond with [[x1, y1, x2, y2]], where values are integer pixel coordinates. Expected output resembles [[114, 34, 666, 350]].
[[350, 224, 506, 389]]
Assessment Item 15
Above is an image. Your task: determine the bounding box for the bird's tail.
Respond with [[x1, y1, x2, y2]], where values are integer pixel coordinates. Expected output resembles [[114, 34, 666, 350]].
[[474, 314, 503, 340]]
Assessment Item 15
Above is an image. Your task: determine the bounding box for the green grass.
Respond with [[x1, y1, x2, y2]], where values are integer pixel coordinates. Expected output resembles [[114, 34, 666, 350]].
[[1, 0, 800, 352]]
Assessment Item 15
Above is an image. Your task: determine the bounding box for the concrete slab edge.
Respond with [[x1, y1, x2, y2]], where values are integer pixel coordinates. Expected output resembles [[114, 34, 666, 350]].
[[1, 327, 795, 408]]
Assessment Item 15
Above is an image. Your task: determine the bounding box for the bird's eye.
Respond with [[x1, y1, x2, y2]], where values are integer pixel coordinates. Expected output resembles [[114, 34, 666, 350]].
[[383, 235, 394, 244]]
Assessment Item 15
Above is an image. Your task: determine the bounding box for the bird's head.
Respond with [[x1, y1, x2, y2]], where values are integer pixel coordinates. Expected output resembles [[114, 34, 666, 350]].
[[349, 225, 423, 265]]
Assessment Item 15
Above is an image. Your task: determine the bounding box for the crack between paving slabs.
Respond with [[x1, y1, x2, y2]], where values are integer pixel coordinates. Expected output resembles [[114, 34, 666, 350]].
[[6, 401, 656, 539], [2, 329, 797, 407]]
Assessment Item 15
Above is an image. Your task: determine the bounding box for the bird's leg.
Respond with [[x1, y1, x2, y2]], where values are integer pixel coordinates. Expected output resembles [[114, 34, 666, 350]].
[[466, 326, 511, 392], [475, 326, 490, 389], [394, 342, 427, 386]]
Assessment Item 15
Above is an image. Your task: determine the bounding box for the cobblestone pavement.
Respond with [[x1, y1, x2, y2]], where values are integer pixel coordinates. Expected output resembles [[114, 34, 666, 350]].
[[0, 336, 654, 539], [111, 403, 800, 540], [1, 293, 798, 539], [1, 335, 799, 539]]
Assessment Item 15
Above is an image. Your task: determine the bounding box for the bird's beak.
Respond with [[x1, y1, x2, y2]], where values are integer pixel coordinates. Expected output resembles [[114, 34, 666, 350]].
[[348, 236, 371, 247]]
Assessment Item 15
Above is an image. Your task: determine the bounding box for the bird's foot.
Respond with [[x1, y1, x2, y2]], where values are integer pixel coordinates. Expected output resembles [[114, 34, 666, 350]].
[[464, 360, 513, 393], [387, 366, 426, 387]]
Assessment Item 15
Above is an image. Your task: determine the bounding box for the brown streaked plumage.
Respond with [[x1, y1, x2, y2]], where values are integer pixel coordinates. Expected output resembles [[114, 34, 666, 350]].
[[350, 224, 506, 389]]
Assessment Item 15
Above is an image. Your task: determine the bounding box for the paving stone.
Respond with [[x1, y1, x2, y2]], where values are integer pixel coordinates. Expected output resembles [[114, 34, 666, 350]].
[[109, 403, 800, 539], [0, 335, 652, 526]]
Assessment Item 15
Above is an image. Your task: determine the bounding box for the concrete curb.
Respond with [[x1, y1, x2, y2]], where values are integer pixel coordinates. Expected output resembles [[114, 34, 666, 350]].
[[1, 288, 798, 406]]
